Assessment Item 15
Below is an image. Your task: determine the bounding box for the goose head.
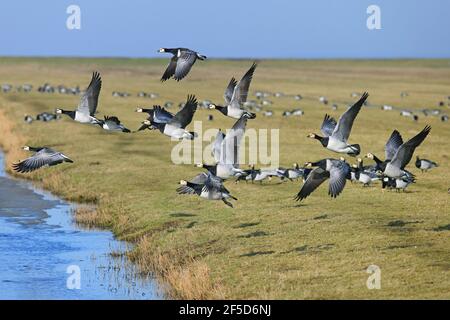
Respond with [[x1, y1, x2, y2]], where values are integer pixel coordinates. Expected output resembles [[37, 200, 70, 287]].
[[55, 108, 63, 114], [22, 146, 30, 151], [143, 120, 151, 126], [209, 104, 216, 110], [194, 163, 204, 168], [179, 180, 187, 186], [158, 48, 166, 53], [304, 162, 313, 168], [135, 107, 143, 113], [365, 153, 374, 160], [306, 133, 316, 139]]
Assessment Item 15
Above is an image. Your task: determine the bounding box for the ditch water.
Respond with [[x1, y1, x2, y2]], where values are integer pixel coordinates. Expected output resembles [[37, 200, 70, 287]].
[[0, 151, 162, 299]]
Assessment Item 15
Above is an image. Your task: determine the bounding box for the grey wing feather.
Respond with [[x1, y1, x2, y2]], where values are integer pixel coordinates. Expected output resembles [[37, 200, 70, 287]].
[[161, 57, 177, 81], [212, 130, 225, 163], [384, 130, 403, 161], [169, 95, 198, 128], [321, 114, 337, 137], [77, 72, 102, 116], [230, 62, 257, 108], [332, 92, 368, 141], [190, 172, 208, 185], [174, 51, 197, 81], [328, 162, 348, 198], [220, 115, 248, 166], [294, 167, 329, 201], [224, 77, 237, 104], [390, 126, 431, 169], [13, 149, 68, 173], [153, 106, 174, 123]]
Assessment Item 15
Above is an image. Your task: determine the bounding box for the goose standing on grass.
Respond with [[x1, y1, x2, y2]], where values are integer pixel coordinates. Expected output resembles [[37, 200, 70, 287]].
[[415, 156, 438, 172], [365, 129, 404, 171], [307, 93, 369, 156], [354, 158, 378, 186], [145, 95, 198, 140], [56, 72, 102, 125], [209, 63, 257, 119], [158, 48, 207, 81], [12, 146, 73, 173], [294, 158, 351, 201], [382, 176, 415, 192], [196, 114, 251, 179], [97, 116, 131, 133], [177, 172, 237, 208], [135, 105, 174, 131], [383, 126, 432, 179], [282, 163, 311, 181]]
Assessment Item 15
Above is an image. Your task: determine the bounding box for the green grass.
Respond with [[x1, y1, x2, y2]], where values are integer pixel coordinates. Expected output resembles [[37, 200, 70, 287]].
[[0, 57, 449, 299]]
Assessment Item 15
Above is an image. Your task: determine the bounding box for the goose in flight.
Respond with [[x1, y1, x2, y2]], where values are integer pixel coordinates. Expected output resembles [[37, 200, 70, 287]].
[[144, 95, 198, 140], [415, 156, 438, 173], [56, 72, 102, 125], [294, 158, 351, 201], [365, 129, 404, 171], [97, 116, 130, 133], [12, 146, 73, 173], [196, 114, 250, 179], [158, 48, 207, 81], [209, 63, 257, 119], [135, 105, 174, 132], [307, 92, 369, 156], [177, 172, 237, 208], [383, 126, 431, 179]]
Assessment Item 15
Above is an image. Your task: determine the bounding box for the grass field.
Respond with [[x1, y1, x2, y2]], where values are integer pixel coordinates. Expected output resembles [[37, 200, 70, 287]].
[[0, 57, 449, 299]]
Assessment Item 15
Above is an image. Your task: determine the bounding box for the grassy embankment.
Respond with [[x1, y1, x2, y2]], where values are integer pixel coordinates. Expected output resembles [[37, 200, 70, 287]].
[[0, 57, 449, 299]]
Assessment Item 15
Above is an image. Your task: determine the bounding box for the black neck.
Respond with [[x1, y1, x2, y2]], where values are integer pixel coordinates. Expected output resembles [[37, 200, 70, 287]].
[[163, 48, 179, 55], [147, 121, 164, 132], [215, 105, 227, 115], [311, 159, 327, 169], [202, 164, 217, 176], [61, 109, 76, 119], [314, 135, 328, 147]]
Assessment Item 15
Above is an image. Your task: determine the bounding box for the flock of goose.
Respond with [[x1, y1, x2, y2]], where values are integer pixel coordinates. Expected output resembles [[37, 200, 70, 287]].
[[6, 48, 442, 207]]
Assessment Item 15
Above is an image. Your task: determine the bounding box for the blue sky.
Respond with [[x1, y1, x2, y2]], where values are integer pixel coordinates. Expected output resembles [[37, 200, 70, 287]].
[[1, 0, 449, 58]]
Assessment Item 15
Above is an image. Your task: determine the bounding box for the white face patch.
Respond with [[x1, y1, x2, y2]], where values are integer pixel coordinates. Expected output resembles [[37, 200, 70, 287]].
[[177, 49, 181, 57]]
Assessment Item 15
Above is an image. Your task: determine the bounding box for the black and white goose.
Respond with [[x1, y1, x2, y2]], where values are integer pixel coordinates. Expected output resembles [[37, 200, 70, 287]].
[[97, 116, 130, 133], [365, 129, 404, 171], [383, 126, 431, 179], [354, 158, 378, 186], [145, 95, 198, 140], [158, 48, 207, 81], [415, 156, 438, 172], [135, 105, 174, 132], [177, 172, 237, 208], [382, 176, 415, 192], [196, 114, 250, 179], [56, 72, 102, 125], [282, 163, 311, 181], [13, 146, 73, 173], [307, 93, 369, 156], [209, 63, 257, 119], [294, 158, 351, 201]]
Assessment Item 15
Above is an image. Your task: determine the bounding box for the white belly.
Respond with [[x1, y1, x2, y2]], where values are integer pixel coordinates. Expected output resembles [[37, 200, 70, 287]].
[[164, 125, 186, 139], [216, 164, 232, 179], [74, 112, 96, 124], [327, 137, 349, 153], [228, 107, 243, 119]]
